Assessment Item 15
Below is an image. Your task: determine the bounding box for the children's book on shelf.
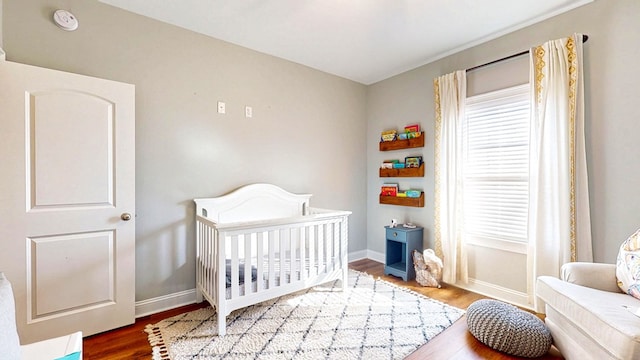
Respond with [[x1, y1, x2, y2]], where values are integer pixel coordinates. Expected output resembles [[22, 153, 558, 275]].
[[405, 189, 421, 198], [397, 124, 421, 139], [404, 156, 423, 168], [381, 183, 398, 196], [404, 124, 420, 133], [380, 129, 397, 142], [381, 159, 399, 169]]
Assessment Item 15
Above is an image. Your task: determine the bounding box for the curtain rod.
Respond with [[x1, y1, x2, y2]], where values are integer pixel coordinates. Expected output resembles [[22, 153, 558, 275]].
[[466, 34, 589, 73]]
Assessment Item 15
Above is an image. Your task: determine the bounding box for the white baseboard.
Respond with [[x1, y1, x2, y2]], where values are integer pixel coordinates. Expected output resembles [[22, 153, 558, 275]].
[[135, 289, 198, 318], [365, 250, 385, 264], [456, 278, 532, 310], [348, 250, 368, 262], [348, 249, 384, 264]]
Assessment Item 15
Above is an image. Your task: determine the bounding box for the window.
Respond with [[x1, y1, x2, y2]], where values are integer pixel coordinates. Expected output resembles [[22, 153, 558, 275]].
[[462, 84, 530, 251]]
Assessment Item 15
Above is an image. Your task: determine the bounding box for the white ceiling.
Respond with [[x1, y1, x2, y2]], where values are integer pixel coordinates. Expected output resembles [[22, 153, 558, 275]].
[[99, 0, 592, 85]]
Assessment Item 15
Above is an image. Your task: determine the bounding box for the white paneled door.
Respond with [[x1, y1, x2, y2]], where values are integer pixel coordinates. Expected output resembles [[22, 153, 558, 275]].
[[0, 60, 135, 343]]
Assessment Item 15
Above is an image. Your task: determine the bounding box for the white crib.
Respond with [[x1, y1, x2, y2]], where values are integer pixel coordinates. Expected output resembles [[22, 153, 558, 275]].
[[194, 183, 351, 336]]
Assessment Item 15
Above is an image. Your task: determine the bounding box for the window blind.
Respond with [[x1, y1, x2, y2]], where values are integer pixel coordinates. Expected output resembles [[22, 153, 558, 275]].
[[463, 84, 530, 243]]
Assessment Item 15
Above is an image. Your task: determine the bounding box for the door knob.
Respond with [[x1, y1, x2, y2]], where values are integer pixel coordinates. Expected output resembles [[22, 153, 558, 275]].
[[121, 213, 132, 221]]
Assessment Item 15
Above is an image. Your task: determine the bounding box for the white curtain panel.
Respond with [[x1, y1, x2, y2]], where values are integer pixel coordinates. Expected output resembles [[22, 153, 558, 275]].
[[433, 70, 468, 284], [527, 33, 593, 308]]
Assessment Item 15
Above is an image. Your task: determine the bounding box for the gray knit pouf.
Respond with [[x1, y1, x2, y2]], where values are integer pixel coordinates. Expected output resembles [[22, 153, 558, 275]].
[[466, 299, 552, 358]]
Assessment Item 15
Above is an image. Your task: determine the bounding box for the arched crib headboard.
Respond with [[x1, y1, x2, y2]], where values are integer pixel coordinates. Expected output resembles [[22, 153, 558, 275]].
[[194, 183, 312, 224]]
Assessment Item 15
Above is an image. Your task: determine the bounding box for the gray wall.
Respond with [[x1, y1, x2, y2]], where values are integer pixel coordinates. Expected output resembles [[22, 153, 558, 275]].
[[0, 1, 3, 48], [3, 0, 639, 305], [367, 0, 640, 265], [2, 0, 367, 301]]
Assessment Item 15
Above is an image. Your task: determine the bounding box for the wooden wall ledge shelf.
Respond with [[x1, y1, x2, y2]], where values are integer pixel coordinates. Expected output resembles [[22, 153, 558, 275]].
[[379, 163, 424, 177], [379, 132, 425, 151], [379, 192, 424, 207]]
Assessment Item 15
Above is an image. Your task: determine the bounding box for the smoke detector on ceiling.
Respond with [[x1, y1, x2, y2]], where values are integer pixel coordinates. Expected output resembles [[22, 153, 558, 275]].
[[53, 10, 79, 31]]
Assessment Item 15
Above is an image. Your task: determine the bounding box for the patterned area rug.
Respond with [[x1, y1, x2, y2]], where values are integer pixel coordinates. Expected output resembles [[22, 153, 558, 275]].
[[146, 270, 464, 360]]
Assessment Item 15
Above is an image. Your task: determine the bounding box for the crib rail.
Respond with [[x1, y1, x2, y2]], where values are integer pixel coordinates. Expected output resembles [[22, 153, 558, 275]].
[[195, 208, 350, 335]]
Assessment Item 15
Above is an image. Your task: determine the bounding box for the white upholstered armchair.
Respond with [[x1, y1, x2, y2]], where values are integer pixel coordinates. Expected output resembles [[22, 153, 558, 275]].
[[0, 272, 83, 360], [536, 262, 640, 359]]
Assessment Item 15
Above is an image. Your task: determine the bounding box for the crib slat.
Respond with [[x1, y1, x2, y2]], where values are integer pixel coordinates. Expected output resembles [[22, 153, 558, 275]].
[[325, 223, 330, 274], [196, 221, 201, 292], [308, 225, 315, 277], [196, 221, 202, 302], [323, 222, 330, 273], [328, 223, 332, 272], [213, 226, 218, 301], [268, 230, 276, 289], [217, 230, 227, 334], [300, 226, 306, 281], [244, 234, 252, 295], [318, 224, 325, 274], [207, 224, 213, 299], [341, 217, 349, 292], [209, 224, 214, 291], [331, 221, 337, 270], [201, 221, 209, 300], [329, 222, 335, 271], [257, 231, 264, 292], [333, 221, 340, 271], [280, 229, 287, 285], [290, 227, 296, 282], [212, 226, 217, 301], [231, 235, 239, 299], [298, 226, 302, 280]]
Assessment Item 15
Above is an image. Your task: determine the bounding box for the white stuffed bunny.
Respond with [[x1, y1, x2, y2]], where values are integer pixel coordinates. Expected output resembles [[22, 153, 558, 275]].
[[412, 249, 443, 288]]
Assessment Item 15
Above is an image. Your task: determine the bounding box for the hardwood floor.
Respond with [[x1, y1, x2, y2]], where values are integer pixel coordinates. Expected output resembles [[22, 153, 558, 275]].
[[83, 259, 563, 359], [349, 259, 562, 360]]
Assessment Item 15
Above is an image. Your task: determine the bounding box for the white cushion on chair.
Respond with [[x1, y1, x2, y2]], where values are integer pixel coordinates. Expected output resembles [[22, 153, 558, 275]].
[[21, 331, 83, 360], [0, 272, 22, 360], [537, 274, 640, 359], [0, 272, 83, 360]]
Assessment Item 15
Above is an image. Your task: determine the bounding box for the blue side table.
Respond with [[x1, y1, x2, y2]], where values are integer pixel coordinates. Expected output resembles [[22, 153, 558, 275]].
[[384, 225, 424, 281]]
